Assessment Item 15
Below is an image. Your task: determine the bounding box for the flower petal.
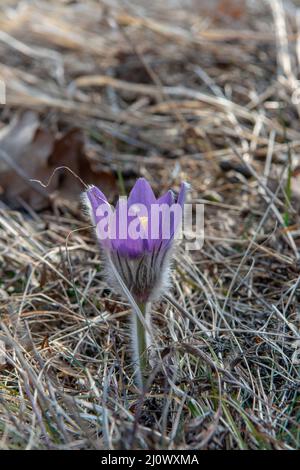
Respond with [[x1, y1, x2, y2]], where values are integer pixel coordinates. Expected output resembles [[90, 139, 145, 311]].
[[159, 182, 189, 250], [126, 178, 156, 254], [112, 198, 145, 258], [177, 182, 189, 208], [85, 186, 112, 249], [128, 177, 156, 210], [157, 189, 174, 206], [85, 186, 109, 224]]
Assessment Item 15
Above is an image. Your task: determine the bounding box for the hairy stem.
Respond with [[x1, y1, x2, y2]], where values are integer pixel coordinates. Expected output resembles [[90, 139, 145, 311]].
[[132, 302, 151, 389]]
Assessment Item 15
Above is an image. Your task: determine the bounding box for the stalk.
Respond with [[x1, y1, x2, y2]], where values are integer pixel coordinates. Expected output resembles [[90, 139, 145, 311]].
[[131, 302, 151, 389]]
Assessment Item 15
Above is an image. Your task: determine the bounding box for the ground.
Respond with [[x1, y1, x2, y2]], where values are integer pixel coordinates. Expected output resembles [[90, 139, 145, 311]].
[[0, 0, 299, 450]]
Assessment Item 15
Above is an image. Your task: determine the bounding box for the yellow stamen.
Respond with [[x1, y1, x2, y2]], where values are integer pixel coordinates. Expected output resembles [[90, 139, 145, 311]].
[[139, 216, 148, 230]]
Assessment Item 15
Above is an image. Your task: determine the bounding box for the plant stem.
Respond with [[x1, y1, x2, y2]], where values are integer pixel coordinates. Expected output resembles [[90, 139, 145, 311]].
[[132, 302, 149, 389]]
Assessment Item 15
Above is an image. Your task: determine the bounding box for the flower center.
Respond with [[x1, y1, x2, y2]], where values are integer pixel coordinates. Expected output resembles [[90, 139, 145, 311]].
[[139, 216, 148, 231]]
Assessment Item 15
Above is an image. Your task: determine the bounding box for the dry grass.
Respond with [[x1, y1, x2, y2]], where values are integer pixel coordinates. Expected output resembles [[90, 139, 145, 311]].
[[0, 0, 299, 450]]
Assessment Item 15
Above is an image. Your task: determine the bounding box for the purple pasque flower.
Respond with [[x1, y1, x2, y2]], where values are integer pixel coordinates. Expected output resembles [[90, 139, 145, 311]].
[[83, 178, 187, 303]]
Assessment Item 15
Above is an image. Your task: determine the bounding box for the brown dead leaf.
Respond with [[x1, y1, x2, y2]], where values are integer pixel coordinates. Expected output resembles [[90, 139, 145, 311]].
[[199, 0, 247, 22], [0, 112, 117, 210], [216, 0, 246, 20], [0, 111, 55, 209]]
